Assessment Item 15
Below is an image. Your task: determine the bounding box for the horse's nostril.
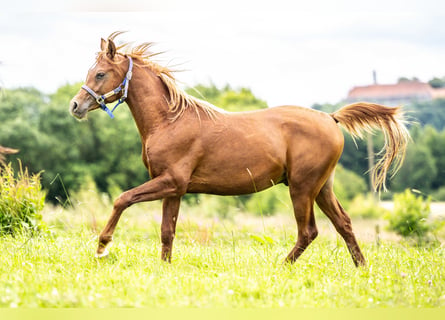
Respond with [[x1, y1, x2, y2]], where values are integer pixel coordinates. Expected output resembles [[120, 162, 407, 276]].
[[72, 101, 78, 111]]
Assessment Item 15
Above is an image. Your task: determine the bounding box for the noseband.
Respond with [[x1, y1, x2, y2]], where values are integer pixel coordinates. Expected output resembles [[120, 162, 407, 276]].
[[81, 56, 133, 119]]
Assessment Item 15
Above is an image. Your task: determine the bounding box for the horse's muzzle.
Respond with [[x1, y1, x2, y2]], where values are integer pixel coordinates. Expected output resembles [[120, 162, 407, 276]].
[[69, 98, 89, 119]]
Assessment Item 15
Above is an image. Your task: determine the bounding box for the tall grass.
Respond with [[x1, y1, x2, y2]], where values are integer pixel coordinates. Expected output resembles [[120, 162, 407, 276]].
[[1, 227, 444, 307], [0, 162, 45, 236]]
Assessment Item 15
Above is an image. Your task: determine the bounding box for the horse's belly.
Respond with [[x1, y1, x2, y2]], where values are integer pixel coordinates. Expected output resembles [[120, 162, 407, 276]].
[[187, 117, 288, 195], [187, 158, 286, 195]]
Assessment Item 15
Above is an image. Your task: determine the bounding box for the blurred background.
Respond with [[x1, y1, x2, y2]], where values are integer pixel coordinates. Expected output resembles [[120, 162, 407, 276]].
[[1, 1, 445, 236]]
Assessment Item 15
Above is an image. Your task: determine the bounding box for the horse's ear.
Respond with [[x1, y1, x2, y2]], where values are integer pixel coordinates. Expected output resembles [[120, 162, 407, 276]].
[[106, 39, 117, 60], [100, 38, 107, 51]]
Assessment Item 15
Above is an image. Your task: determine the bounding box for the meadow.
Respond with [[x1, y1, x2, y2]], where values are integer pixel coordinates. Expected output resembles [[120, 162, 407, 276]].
[[0, 191, 444, 308]]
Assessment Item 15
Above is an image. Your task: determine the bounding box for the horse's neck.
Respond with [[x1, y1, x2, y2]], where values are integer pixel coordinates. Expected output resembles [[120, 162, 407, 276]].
[[125, 67, 170, 139]]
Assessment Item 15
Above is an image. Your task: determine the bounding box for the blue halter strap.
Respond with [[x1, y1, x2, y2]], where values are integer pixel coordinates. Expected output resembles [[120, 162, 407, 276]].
[[81, 56, 133, 119]]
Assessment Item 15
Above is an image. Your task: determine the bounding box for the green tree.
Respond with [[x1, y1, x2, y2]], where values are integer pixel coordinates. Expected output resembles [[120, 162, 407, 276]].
[[186, 83, 268, 112], [333, 165, 368, 205], [418, 126, 445, 190], [311, 103, 340, 114], [0, 85, 148, 203], [407, 99, 445, 131], [428, 77, 445, 88], [0, 88, 46, 174], [391, 141, 437, 192]]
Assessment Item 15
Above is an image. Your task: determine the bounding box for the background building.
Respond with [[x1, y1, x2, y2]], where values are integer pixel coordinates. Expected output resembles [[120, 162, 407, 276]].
[[347, 77, 445, 106]]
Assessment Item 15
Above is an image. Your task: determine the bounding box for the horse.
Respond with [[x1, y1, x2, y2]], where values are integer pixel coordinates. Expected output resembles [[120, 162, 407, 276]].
[[69, 32, 410, 267]]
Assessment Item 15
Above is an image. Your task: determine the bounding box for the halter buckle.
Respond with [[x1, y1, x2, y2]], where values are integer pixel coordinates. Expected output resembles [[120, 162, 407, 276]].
[[96, 96, 105, 106]]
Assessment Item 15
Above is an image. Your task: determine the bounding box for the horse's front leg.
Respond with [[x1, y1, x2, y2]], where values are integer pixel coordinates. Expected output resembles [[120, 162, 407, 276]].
[[161, 197, 181, 262], [96, 174, 186, 258]]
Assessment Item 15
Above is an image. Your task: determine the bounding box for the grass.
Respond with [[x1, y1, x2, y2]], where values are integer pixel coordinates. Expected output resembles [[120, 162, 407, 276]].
[[0, 162, 45, 235], [0, 199, 444, 308]]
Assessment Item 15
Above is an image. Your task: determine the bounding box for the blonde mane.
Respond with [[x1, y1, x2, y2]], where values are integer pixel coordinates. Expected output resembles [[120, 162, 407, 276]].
[[99, 32, 218, 122]]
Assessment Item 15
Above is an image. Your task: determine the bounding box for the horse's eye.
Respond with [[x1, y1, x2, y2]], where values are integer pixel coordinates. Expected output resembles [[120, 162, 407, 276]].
[[96, 72, 105, 80]]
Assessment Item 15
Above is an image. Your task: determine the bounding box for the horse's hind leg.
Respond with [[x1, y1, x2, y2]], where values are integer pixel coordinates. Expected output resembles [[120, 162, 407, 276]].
[[285, 186, 318, 263], [315, 174, 366, 267]]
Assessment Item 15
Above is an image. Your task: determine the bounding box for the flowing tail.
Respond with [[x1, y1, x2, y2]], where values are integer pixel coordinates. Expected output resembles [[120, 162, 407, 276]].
[[331, 102, 410, 191]]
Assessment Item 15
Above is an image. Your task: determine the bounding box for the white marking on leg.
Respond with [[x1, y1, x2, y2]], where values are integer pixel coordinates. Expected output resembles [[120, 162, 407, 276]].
[[95, 241, 112, 258]]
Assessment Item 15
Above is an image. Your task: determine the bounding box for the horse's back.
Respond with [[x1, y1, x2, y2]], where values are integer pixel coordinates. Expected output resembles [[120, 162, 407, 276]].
[[224, 105, 344, 155]]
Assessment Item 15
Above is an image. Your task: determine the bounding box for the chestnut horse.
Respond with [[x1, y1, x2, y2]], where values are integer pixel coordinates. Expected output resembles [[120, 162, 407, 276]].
[[70, 32, 409, 267]]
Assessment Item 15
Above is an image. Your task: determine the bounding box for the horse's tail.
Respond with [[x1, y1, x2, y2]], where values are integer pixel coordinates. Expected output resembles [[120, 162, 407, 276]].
[[331, 102, 410, 191]]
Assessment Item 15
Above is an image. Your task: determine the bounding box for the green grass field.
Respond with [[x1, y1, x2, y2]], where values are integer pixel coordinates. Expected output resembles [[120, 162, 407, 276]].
[[1, 197, 444, 308]]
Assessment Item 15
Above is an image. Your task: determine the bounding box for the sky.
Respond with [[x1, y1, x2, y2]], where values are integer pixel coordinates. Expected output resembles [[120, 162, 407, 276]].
[[1, 0, 444, 107]]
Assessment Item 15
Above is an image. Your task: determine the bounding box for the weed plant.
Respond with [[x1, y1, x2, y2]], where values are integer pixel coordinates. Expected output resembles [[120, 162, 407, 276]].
[[0, 162, 45, 236], [386, 189, 433, 243]]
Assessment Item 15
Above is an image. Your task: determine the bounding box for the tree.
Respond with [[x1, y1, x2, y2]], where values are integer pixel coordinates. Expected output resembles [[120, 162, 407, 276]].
[[391, 141, 437, 192], [0, 85, 148, 203], [407, 99, 445, 131], [186, 83, 268, 111], [0, 88, 46, 175], [420, 126, 445, 190], [428, 77, 445, 88], [398, 77, 420, 83]]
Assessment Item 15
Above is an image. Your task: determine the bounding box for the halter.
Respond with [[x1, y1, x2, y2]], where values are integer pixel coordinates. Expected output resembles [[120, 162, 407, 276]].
[[81, 56, 133, 119]]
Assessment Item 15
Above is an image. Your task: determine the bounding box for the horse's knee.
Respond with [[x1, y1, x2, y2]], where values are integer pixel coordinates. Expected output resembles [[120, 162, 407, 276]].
[[170, 176, 188, 197], [113, 192, 131, 211]]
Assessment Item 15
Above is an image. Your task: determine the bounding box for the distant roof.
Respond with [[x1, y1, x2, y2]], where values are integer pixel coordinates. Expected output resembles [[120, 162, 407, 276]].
[[347, 81, 439, 102]]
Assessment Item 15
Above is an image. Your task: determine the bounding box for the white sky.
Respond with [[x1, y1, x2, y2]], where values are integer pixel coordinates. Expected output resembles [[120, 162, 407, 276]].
[[1, 0, 444, 107]]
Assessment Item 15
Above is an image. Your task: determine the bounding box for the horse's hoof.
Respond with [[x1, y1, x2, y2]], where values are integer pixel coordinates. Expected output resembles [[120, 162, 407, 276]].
[[95, 242, 111, 258], [95, 249, 109, 258]]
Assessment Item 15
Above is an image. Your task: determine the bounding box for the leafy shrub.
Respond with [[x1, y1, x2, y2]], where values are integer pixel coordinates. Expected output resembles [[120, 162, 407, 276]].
[[347, 193, 386, 219], [245, 184, 291, 216], [0, 162, 45, 236], [386, 189, 431, 240], [192, 194, 241, 219], [333, 165, 368, 207], [432, 186, 445, 201]]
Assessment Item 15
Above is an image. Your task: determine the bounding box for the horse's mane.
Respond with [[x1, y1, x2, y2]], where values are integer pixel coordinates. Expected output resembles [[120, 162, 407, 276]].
[[98, 32, 218, 122]]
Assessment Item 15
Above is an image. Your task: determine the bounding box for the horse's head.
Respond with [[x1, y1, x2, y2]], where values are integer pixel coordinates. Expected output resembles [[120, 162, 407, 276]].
[[70, 35, 132, 120]]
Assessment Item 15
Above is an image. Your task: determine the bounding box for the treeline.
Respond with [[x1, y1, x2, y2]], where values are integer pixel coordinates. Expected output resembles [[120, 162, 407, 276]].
[[1, 82, 445, 204], [0, 85, 146, 203]]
